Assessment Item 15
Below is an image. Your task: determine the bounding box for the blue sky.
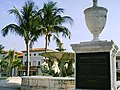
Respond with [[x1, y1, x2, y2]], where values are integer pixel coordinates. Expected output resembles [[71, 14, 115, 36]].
[[0, 0, 120, 52]]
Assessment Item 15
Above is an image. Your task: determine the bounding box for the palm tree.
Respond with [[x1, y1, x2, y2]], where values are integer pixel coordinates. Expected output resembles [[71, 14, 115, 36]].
[[5, 50, 22, 77], [5, 50, 15, 76], [0, 56, 8, 76], [12, 57, 23, 76], [38, 1, 73, 52], [1, 1, 40, 76], [5, 50, 14, 76]]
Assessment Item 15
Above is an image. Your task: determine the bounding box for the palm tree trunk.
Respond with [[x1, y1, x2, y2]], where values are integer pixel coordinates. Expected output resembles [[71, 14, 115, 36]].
[[45, 35, 48, 52], [26, 40, 30, 76], [8, 61, 10, 77], [10, 68, 13, 77], [14, 67, 17, 76]]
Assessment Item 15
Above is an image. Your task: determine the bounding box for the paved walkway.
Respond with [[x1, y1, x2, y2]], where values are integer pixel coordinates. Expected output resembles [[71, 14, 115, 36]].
[[0, 77, 21, 90]]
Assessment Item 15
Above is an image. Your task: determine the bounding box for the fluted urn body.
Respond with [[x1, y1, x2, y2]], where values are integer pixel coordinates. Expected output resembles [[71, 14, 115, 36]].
[[84, 5, 108, 41]]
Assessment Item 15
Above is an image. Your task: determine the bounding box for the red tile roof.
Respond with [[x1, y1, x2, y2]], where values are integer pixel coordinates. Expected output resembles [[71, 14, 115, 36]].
[[1, 50, 23, 56], [22, 48, 54, 52], [15, 52, 23, 57]]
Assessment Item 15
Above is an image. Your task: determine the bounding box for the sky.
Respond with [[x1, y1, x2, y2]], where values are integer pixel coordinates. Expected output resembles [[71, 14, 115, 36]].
[[0, 0, 120, 52]]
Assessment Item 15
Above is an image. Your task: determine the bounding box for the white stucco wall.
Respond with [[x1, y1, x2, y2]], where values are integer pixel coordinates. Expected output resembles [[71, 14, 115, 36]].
[[22, 51, 44, 66]]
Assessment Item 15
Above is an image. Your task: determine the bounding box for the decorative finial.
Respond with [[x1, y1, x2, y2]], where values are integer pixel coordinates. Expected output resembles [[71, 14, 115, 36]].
[[93, 0, 97, 6]]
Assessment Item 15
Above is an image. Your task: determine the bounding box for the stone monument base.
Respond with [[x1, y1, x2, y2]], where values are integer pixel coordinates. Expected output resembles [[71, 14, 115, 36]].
[[71, 40, 118, 90]]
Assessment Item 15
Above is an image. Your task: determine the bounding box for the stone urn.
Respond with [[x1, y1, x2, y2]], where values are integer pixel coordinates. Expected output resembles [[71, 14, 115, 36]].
[[84, 0, 108, 41]]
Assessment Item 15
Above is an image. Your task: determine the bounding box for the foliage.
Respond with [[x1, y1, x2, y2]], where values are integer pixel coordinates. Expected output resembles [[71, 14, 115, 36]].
[[0, 44, 5, 53], [1, 1, 40, 76], [0, 56, 8, 73], [5, 50, 22, 76], [38, 1, 73, 52], [1, 1, 73, 76], [0, 50, 23, 77]]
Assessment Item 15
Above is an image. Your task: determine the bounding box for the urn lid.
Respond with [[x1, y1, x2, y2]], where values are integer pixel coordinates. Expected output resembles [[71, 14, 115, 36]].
[[84, 0, 108, 13]]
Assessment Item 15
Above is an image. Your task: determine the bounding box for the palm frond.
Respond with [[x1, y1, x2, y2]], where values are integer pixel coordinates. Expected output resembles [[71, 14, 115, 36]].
[[37, 1, 73, 50], [54, 8, 64, 14], [8, 6, 23, 24], [62, 16, 73, 26], [1, 24, 23, 37], [53, 26, 71, 39], [53, 35, 61, 46]]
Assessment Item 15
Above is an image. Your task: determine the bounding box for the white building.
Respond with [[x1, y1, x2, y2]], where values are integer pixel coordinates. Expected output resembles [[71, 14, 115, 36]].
[[22, 48, 53, 67], [18, 48, 54, 76]]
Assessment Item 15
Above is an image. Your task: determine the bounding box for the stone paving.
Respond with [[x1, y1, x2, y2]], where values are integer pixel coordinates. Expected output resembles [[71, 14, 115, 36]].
[[0, 77, 21, 90]]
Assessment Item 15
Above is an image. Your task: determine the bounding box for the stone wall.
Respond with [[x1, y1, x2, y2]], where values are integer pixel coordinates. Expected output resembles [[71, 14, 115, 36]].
[[21, 76, 75, 90]]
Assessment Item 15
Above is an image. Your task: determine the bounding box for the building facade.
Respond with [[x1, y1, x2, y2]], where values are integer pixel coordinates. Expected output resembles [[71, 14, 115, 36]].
[[22, 48, 53, 67], [18, 48, 53, 76], [0, 48, 54, 76]]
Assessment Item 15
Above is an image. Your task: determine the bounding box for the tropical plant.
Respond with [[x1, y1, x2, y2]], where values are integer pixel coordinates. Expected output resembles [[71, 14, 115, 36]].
[[12, 58, 23, 76], [0, 44, 4, 53], [1, 1, 40, 76], [38, 1, 73, 52], [0, 56, 8, 76], [5, 50, 14, 76], [5, 50, 22, 77]]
